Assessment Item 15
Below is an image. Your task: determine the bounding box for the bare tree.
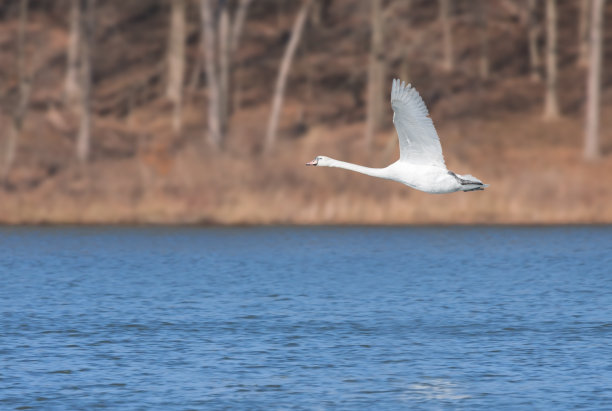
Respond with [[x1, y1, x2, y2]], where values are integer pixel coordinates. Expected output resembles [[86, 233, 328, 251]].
[[264, 0, 312, 152], [527, 0, 540, 81], [2, 0, 31, 182], [543, 0, 560, 119], [166, 0, 186, 134], [200, 0, 221, 147], [187, 25, 204, 94], [230, 0, 253, 54], [76, 0, 94, 163], [439, 0, 453, 71], [64, 0, 80, 105], [229, 0, 253, 112], [194, 0, 252, 147], [218, 0, 230, 134], [578, 0, 591, 66], [584, 0, 605, 160], [365, 0, 385, 147]]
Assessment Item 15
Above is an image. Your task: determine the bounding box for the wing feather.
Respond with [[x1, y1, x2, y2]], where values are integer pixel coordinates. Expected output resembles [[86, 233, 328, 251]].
[[390, 79, 446, 168]]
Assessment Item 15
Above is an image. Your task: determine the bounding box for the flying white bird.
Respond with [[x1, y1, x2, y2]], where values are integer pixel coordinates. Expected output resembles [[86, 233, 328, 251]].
[[306, 79, 488, 193]]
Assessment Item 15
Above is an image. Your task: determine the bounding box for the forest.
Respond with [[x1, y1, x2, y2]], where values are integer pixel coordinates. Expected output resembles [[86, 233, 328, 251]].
[[0, 0, 610, 224]]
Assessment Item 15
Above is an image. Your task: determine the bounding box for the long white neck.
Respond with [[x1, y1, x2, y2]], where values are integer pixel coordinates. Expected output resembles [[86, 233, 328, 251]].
[[325, 158, 390, 179]]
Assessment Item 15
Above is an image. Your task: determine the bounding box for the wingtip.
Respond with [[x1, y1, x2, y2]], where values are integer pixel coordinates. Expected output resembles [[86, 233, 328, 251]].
[[391, 78, 414, 94]]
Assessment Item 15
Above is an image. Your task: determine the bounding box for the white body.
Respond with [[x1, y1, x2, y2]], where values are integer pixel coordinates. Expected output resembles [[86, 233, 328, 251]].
[[307, 79, 488, 194], [324, 160, 462, 194]]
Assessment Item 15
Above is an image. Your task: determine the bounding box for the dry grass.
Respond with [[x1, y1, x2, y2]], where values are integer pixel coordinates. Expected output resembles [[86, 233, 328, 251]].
[[2, 101, 611, 225]]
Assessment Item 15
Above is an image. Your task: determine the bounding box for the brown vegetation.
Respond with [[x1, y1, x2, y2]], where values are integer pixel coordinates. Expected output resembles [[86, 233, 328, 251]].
[[0, 0, 610, 225]]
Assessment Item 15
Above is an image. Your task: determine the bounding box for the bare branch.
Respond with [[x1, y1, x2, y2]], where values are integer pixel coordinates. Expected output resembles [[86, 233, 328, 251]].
[[584, 0, 605, 160], [2, 0, 31, 182], [76, 0, 95, 163], [200, 0, 222, 147], [167, 0, 186, 134], [543, 0, 560, 119], [264, 0, 312, 151]]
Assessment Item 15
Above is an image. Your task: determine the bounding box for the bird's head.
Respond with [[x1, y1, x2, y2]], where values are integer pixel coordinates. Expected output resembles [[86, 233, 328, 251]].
[[305, 156, 332, 166]]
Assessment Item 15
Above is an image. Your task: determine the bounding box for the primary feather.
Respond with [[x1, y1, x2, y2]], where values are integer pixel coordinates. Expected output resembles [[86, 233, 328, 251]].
[[390, 79, 446, 168]]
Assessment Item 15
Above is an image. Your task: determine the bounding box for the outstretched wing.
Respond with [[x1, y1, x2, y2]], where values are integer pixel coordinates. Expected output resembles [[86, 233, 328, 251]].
[[390, 79, 446, 168]]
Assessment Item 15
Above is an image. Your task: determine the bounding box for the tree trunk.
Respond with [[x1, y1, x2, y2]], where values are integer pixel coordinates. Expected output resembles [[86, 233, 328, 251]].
[[76, 0, 94, 163], [527, 0, 540, 81], [365, 0, 385, 148], [264, 0, 312, 152], [188, 22, 204, 96], [477, 0, 489, 80], [200, 0, 221, 148], [578, 0, 591, 66], [584, 0, 605, 160], [230, 0, 252, 55], [64, 0, 80, 106], [229, 0, 253, 113], [2, 0, 30, 182], [218, 0, 230, 135], [543, 0, 560, 119], [166, 0, 186, 134], [439, 0, 453, 71]]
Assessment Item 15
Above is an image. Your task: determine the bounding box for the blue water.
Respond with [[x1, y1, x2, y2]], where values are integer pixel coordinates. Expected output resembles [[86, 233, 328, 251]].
[[1, 226, 612, 409]]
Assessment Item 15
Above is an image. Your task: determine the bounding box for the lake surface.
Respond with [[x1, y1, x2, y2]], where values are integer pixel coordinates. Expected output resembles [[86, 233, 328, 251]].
[[1, 226, 612, 409]]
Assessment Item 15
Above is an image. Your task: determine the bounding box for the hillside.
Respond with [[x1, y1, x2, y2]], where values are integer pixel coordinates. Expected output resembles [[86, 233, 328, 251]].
[[0, 0, 611, 224]]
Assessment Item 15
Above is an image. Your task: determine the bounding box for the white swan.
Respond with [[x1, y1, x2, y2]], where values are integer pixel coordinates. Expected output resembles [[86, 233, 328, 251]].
[[306, 79, 488, 193]]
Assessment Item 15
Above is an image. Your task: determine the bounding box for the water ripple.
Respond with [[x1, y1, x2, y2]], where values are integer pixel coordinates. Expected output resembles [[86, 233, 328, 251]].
[[1, 226, 611, 409]]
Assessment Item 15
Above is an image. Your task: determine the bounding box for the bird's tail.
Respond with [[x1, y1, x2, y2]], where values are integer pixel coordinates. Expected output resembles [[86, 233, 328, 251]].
[[451, 172, 489, 192]]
